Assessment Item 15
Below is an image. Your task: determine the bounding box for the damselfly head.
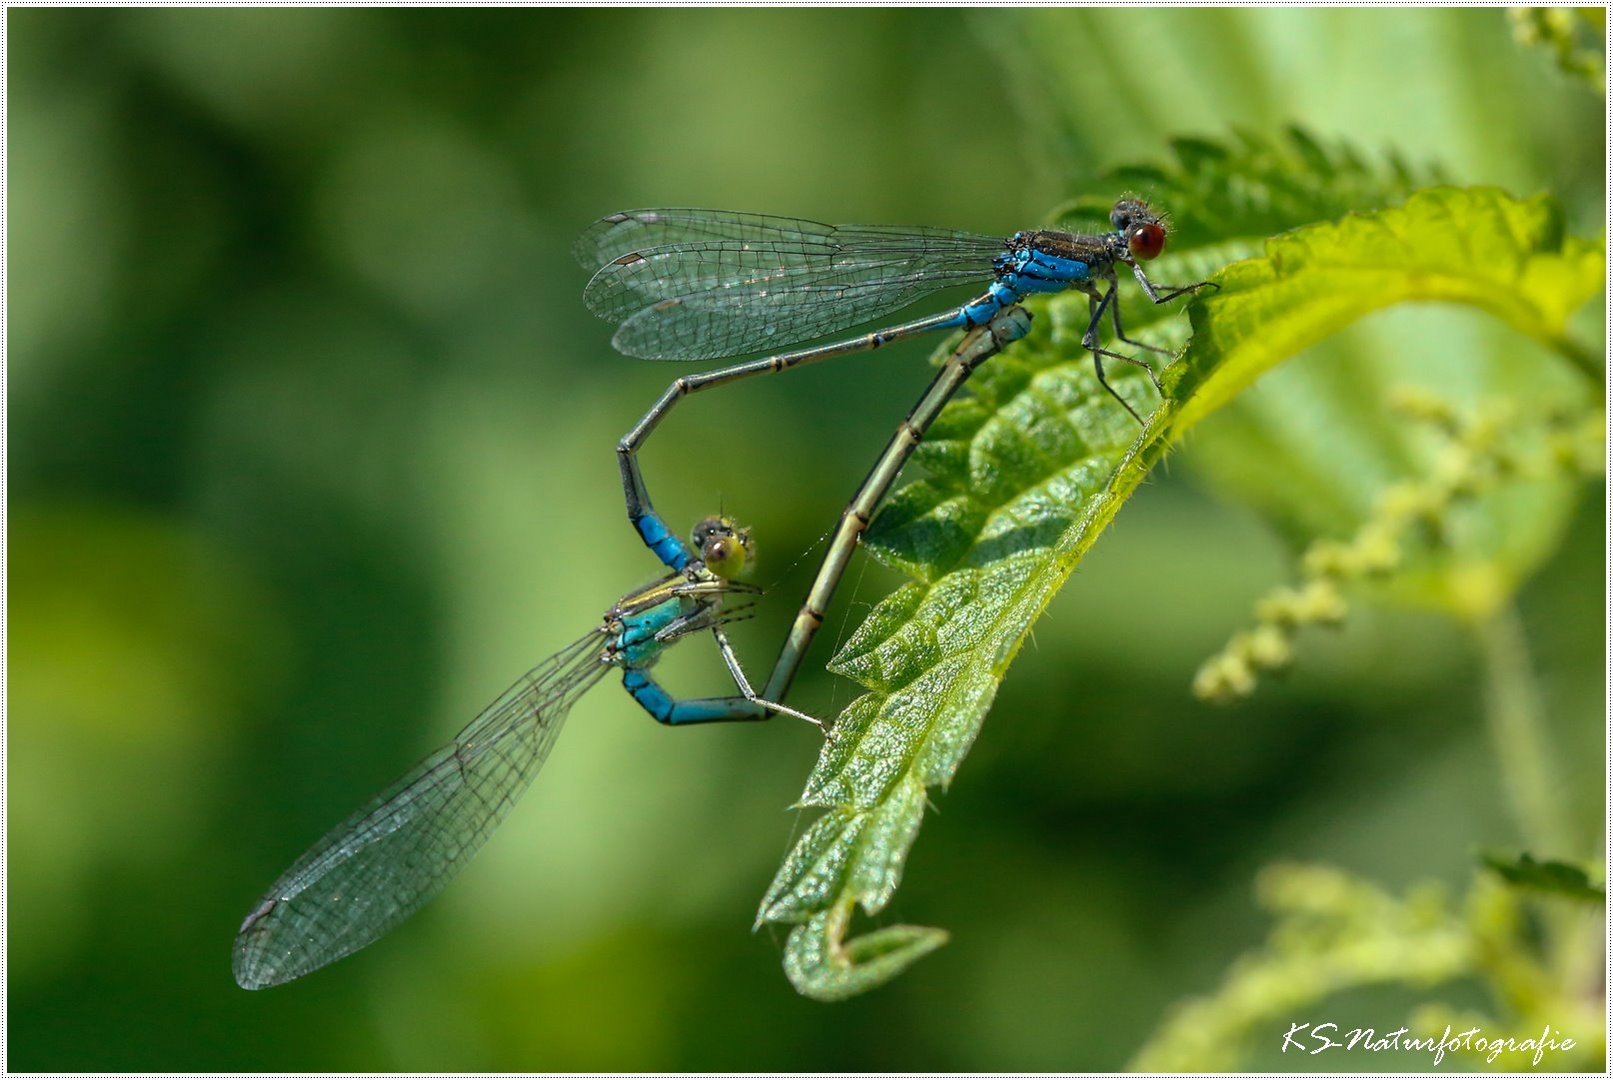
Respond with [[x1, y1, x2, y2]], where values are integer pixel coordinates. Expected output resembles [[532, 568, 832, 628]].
[[1110, 198, 1168, 262], [691, 515, 755, 579]]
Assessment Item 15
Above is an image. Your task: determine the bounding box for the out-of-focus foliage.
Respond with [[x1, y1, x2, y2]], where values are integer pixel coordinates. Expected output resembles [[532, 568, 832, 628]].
[[1508, 7, 1605, 92], [1198, 388, 1603, 702], [9, 7, 1602, 1071], [1131, 862, 1606, 1070]]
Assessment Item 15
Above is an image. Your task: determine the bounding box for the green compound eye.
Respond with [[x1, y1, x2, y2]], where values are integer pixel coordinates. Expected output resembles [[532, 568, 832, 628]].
[[690, 515, 754, 578]]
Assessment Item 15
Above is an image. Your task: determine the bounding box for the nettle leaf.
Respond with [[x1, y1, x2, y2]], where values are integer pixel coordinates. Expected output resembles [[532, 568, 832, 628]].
[[1172, 186, 1602, 428], [782, 910, 949, 1004], [760, 186, 1603, 1000]]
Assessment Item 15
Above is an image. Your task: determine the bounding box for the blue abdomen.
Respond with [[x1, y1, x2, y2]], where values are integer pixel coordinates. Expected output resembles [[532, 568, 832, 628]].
[[636, 515, 692, 571], [621, 666, 674, 721]]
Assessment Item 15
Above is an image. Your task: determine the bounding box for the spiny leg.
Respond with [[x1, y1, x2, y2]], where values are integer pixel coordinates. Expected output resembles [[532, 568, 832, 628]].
[[1106, 279, 1173, 357], [1082, 281, 1157, 424], [1099, 266, 1221, 421], [1127, 261, 1220, 304], [711, 626, 825, 730]]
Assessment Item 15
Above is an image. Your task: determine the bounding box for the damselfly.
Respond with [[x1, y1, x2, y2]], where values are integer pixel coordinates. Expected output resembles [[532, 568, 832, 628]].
[[233, 516, 817, 990], [577, 199, 1213, 702]]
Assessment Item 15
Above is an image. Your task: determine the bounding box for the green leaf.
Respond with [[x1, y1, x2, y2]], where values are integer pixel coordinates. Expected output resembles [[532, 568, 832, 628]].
[[760, 185, 1603, 997], [1482, 852, 1606, 904], [756, 775, 927, 925], [783, 907, 949, 1003], [1173, 186, 1603, 431]]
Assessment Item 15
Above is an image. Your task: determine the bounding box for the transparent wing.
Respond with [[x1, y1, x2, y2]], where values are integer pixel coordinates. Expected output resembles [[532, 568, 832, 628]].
[[573, 208, 843, 269], [608, 265, 986, 361], [576, 209, 1006, 361], [232, 630, 609, 989]]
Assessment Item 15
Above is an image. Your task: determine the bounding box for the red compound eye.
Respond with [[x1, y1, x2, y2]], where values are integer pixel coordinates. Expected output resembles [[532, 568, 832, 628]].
[[1128, 222, 1166, 261]]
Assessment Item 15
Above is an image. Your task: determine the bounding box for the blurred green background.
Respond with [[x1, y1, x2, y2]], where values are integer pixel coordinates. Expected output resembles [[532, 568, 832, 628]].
[[9, 8, 1602, 1070]]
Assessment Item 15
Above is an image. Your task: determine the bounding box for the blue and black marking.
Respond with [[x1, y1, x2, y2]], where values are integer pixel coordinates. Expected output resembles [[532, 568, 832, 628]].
[[606, 514, 767, 726], [634, 512, 692, 571]]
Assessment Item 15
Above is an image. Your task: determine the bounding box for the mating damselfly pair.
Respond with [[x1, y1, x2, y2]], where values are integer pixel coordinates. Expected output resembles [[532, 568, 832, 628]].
[[233, 197, 1214, 989]]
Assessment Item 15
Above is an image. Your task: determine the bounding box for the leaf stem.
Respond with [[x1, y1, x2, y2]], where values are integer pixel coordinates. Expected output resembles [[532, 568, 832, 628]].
[[1473, 604, 1568, 857], [1473, 605, 1606, 1000]]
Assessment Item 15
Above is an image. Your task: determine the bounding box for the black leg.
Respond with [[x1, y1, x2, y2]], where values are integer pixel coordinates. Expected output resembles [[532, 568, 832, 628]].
[[1108, 284, 1172, 357], [1082, 281, 1156, 424], [1128, 261, 1219, 304]]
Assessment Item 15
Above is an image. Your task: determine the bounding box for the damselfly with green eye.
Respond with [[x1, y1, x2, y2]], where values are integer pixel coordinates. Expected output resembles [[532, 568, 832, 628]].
[[578, 199, 1214, 703], [233, 515, 819, 990]]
